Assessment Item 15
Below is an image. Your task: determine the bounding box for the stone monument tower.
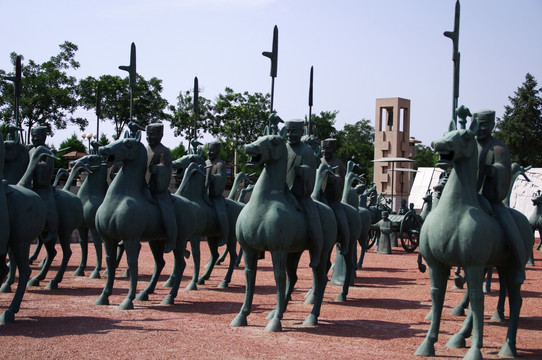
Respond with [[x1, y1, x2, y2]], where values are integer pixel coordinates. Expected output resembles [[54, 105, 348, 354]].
[[373, 97, 414, 212]]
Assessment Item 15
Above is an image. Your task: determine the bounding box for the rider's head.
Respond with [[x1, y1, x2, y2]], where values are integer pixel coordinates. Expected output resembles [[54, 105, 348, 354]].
[[474, 110, 495, 142], [382, 210, 389, 219], [322, 138, 337, 160], [146, 123, 163, 148], [285, 120, 304, 145], [31, 126, 48, 147], [208, 141, 221, 161]]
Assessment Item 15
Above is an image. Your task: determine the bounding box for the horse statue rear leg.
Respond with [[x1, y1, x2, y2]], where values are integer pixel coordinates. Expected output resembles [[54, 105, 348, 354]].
[[95, 238, 120, 306], [231, 247, 259, 328], [0, 242, 31, 324], [136, 240, 166, 301]]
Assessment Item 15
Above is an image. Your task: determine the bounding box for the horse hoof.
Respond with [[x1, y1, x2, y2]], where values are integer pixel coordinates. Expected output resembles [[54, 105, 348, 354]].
[[0, 284, 12, 293], [418, 264, 427, 273], [464, 346, 482, 360], [526, 259, 534, 266], [218, 280, 228, 288], [450, 305, 466, 317], [424, 310, 432, 320], [161, 295, 174, 305], [94, 295, 109, 306], [136, 291, 149, 301], [186, 282, 197, 291], [414, 340, 435, 357], [264, 318, 282, 332], [230, 314, 247, 327], [45, 280, 58, 290], [0, 309, 15, 324], [73, 267, 85, 277], [446, 333, 466, 348], [266, 310, 276, 320], [27, 278, 40, 287], [303, 314, 318, 326], [118, 298, 134, 310], [304, 294, 315, 305], [335, 293, 346, 302], [196, 278, 205, 285], [490, 310, 505, 322], [163, 278, 173, 288], [498, 340, 517, 358], [90, 270, 101, 279]]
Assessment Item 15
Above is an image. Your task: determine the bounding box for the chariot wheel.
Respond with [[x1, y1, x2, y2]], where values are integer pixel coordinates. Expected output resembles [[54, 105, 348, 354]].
[[400, 212, 421, 253]]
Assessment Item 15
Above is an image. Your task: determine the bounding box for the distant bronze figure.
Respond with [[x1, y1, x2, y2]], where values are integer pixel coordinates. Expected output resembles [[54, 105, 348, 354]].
[[375, 210, 392, 254], [205, 141, 229, 247]]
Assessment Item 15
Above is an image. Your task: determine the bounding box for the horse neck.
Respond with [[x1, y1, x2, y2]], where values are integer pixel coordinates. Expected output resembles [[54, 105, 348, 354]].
[[108, 147, 147, 195], [80, 167, 108, 196], [438, 154, 479, 208], [252, 157, 287, 200], [178, 172, 205, 199], [341, 172, 356, 202]]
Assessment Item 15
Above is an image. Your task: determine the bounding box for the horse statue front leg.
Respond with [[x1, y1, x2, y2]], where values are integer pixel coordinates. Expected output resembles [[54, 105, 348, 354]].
[[186, 234, 200, 290], [264, 250, 288, 332], [415, 263, 449, 357], [119, 239, 141, 310], [94, 237, 120, 306], [231, 247, 259, 328]]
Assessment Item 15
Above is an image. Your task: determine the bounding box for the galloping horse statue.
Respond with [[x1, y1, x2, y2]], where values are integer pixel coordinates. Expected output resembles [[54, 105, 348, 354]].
[[415, 118, 533, 359], [231, 135, 337, 331], [94, 133, 196, 309], [173, 155, 243, 289]]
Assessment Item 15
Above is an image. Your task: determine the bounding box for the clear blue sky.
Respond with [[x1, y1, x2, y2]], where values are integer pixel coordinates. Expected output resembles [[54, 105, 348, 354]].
[[2, 0, 541, 149]]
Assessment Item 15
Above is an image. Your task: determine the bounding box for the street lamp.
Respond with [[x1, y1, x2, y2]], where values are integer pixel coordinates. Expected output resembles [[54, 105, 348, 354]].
[[82, 132, 97, 153]]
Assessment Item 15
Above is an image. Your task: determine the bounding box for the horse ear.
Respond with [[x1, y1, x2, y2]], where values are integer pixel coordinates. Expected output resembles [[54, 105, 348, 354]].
[[124, 130, 130, 139], [469, 115, 479, 135], [279, 126, 287, 139], [135, 130, 142, 142], [263, 126, 270, 136], [448, 119, 457, 132]]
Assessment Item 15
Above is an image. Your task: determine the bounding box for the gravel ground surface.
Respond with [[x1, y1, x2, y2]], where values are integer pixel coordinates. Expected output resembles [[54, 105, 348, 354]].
[[1, 241, 541, 359]]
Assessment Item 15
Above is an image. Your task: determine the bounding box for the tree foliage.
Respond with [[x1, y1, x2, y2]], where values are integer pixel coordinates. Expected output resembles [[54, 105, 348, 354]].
[[56, 133, 86, 169], [494, 73, 542, 167], [0, 41, 87, 143], [413, 144, 437, 169], [335, 118, 375, 180], [168, 90, 214, 143], [310, 110, 339, 141], [79, 74, 170, 140]]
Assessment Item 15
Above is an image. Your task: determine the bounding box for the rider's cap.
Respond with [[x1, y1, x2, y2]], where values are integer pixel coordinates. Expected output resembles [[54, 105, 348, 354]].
[[322, 138, 337, 148], [146, 123, 164, 133], [473, 110, 495, 124], [285, 119, 304, 130]]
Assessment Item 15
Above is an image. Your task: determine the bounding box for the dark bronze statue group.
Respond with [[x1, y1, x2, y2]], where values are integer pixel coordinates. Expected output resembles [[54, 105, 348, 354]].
[[1, 3, 539, 359]]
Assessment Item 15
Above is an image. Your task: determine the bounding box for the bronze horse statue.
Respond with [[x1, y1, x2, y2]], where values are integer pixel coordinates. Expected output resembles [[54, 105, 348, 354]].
[[94, 134, 196, 309], [231, 135, 337, 331], [72, 153, 112, 279], [0, 137, 46, 323], [173, 155, 243, 289], [529, 189, 542, 252], [415, 118, 533, 359]]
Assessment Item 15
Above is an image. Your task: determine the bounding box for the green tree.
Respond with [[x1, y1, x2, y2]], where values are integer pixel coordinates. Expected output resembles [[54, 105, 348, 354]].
[[78, 74, 170, 140], [495, 73, 542, 166], [310, 110, 339, 141], [0, 41, 87, 143], [413, 144, 437, 169], [170, 143, 187, 160], [168, 89, 214, 145], [56, 133, 86, 169], [98, 133, 110, 146], [336, 118, 375, 181]]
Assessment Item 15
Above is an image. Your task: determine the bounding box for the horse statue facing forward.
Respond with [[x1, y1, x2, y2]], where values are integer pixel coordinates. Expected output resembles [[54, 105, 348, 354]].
[[231, 134, 337, 331], [415, 118, 533, 359], [94, 134, 196, 309]]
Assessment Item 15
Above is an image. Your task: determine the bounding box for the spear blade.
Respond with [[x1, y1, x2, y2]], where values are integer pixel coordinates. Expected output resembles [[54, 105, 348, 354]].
[[308, 66, 314, 135]]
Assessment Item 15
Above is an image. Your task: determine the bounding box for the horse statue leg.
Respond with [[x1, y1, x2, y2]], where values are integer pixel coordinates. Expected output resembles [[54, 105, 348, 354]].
[[95, 237, 120, 306], [89, 227, 103, 279], [266, 252, 302, 320], [415, 262, 450, 357], [231, 247, 260, 328], [73, 227, 89, 277], [186, 234, 201, 290], [264, 250, 288, 332], [46, 229, 73, 290], [118, 239, 142, 310], [0, 242, 31, 324], [136, 240, 166, 301]]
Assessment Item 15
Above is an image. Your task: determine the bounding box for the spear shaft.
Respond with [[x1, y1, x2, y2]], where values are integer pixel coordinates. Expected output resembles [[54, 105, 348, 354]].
[[4, 56, 23, 143], [444, 0, 460, 126], [308, 66, 314, 136], [119, 42, 137, 124], [262, 25, 278, 127]]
